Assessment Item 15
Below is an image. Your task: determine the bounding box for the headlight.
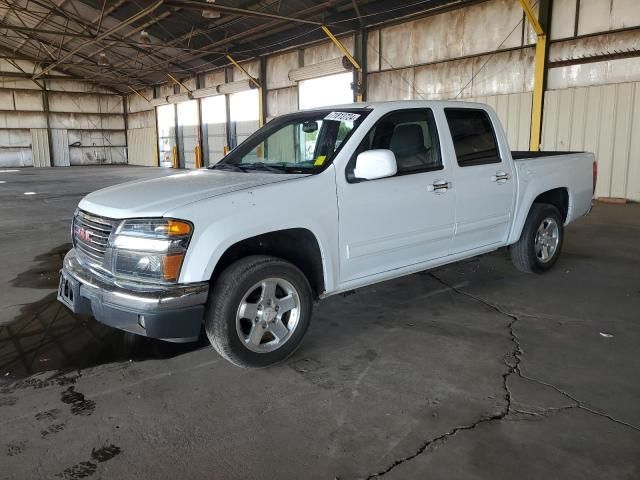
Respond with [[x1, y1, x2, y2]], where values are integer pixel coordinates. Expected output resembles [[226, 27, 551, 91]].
[[110, 218, 193, 283]]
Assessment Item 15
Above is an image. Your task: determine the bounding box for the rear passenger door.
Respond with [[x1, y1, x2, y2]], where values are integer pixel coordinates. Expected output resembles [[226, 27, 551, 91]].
[[338, 108, 456, 283], [444, 108, 516, 254]]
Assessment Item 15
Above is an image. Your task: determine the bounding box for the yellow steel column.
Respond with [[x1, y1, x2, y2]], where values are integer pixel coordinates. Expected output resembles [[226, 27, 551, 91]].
[[518, 0, 546, 152]]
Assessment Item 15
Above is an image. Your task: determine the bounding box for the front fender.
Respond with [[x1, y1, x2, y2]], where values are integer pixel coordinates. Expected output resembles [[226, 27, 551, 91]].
[[165, 171, 340, 292]]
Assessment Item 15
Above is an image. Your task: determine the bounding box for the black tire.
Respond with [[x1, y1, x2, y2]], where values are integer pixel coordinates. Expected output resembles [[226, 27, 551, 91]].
[[205, 255, 313, 368], [510, 203, 564, 274]]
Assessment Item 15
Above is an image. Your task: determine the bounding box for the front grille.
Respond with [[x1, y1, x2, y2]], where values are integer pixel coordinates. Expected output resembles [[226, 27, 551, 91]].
[[73, 210, 116, 266]]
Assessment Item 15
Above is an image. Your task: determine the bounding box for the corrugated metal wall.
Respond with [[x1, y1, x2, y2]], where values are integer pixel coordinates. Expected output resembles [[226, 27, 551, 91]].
[[542, 81, 640, 201], [126, 87, 157, 167], [0, 75, 127, 167], [127, 127, 156, 167], [51, 128, 70, 167], [30, 128, 49, 168]]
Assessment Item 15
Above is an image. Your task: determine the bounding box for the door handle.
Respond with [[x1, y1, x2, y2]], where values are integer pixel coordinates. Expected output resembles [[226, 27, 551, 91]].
[[427, 180, 452, 193], [491, 171, 510, 184]]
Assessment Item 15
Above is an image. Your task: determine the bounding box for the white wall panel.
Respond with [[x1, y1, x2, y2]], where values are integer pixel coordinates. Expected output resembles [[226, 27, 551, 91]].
[[51, 129, 70, 167], [542, 82, 640, 200], [461, 0, 523, 56], [202, 69, 225, 88], [0, 148, 32, 167], [127, 128, 156, 167], [127, 88, 154, 113], [266, 87, 298, 120], [304, 37, 353, 66], [0, 90, 14, 110], [0, 129, 31, 147], [367, 68, 415, 101], [367, 30, 380, 73], [13, 91, 43, 111], [266, 51, 298, 90], [550, 0, 577, 40], [30, 129, 49, 168], [70, 146, 127, 165], [128, 110, 155, 129], [412, 9, 464, 66], [49, 113, 124, 130]]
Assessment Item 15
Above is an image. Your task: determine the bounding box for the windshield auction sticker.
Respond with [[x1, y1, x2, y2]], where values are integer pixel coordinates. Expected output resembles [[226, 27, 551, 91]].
[[324, 111, 361, 122]]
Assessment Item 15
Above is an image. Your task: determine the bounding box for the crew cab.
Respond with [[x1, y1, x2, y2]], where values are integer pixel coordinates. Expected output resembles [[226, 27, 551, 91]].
[[58, 101, 595, 367]]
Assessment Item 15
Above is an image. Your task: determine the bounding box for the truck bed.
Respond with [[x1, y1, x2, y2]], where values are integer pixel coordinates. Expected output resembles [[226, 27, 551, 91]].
[[511, 151, 582, 160]]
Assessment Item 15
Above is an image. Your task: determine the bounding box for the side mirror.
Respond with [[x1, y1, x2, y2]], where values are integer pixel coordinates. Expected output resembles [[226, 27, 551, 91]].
[[353, 149, 398, 180]]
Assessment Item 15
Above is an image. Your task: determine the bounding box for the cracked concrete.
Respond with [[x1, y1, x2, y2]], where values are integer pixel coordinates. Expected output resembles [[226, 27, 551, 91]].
[[366, 272, 639, 479], [1, 167, 639, 479]]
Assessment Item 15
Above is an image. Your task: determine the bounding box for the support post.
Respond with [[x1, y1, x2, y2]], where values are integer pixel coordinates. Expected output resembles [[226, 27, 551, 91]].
[[122, 95, 129, 164], [518, 0, 552, 152], [353, 28, 367, 102], [42, 80, 55, 167]]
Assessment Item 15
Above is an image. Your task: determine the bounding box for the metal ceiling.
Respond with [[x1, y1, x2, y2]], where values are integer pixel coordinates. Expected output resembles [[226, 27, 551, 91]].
[[0, 0, 471, 92]]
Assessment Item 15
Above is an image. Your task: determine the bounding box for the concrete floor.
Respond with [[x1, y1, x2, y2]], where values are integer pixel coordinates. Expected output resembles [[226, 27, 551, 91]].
[[1, 166, 639, 479]]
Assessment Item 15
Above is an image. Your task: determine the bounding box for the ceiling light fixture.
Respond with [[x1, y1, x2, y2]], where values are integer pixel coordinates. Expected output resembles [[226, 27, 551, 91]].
[[97, 52, 110, 66], [202, 0, 221, 19], [140, 30, 152, 45]]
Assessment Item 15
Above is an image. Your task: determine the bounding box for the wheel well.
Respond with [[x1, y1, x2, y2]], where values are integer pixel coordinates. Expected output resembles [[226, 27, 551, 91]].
[[532, 188, 569, 222], [212, 228, 325, 297]]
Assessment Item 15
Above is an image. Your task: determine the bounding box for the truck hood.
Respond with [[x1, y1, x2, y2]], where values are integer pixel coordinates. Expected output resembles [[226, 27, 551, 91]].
[[79, 169, 308, 219]]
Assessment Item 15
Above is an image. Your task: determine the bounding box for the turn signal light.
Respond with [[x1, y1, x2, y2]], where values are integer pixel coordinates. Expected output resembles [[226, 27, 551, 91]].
[[162, 253, 185, 281], [163, 220, 192, 236]]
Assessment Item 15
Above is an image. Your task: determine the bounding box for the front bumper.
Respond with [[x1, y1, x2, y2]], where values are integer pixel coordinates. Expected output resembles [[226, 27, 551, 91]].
[[58, 249, 209, 340]]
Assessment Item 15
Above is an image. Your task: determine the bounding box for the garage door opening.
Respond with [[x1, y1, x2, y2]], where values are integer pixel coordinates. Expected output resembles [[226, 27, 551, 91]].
[[201, 95, 227, 166], [298, 72, 353, 110], [229, 89, 259, 149], [156, 104, 176, 168]]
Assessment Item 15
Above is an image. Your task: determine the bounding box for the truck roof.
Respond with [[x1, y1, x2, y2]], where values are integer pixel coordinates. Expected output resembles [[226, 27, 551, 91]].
[[305, 99, 490, 113]]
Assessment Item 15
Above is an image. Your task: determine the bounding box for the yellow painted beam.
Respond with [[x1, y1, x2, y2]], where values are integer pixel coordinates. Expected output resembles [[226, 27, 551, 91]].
[[519, 0, 546, 151], [167, 73, 193, 93], [321, 25, 361, 71], [128, 85, 150, 103], [518, 0, 543, 36], [530, 34, 546, 151], [226, 55, 261, 89]]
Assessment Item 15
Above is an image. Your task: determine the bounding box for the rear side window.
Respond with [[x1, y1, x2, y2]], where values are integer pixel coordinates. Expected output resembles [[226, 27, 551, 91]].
[[445, 108, 500, 167]]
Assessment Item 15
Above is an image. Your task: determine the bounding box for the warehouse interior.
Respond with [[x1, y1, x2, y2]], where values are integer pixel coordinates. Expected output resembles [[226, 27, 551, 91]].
[[1, 1, 639, 479]]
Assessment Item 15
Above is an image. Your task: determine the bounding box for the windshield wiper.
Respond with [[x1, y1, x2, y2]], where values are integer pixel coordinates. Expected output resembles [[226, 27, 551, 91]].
[[241, 163, 288, 173], [210, 163, 249, 172]]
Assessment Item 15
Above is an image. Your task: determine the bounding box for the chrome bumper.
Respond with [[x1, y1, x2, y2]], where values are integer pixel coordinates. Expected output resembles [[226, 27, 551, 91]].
[[59, 249, 209, 340]]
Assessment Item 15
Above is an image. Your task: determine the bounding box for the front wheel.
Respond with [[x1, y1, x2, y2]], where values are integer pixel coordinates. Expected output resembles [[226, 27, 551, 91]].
[[510, 203, 564, 273], [205, 255, 313, 367]]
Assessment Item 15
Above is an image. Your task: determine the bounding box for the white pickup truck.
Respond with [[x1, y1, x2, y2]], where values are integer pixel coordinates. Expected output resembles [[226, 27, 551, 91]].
[[58, 101, 595, 367]]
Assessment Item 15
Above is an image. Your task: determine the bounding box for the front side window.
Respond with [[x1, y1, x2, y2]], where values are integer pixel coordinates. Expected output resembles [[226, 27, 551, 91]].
[[347, 109, 442, 181], [445, 108, 501, 166], [213, 109, 368, 174]]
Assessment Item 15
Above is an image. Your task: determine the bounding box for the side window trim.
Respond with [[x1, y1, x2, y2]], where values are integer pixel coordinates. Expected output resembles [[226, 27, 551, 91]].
[[346, 108, 443, 183], [444, 107, 502, 167]]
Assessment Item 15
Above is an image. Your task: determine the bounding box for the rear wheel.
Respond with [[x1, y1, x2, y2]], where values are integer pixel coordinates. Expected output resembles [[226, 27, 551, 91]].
[[205, 255, 313, 367], [510, 203, 564, 273]]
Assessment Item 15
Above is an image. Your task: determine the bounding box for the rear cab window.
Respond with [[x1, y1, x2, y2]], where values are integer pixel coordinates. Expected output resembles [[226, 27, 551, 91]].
[[444, 108, 501, 167]]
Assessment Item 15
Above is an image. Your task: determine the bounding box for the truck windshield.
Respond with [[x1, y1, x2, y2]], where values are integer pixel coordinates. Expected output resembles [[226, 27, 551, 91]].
[[212, 109, 369, 174]]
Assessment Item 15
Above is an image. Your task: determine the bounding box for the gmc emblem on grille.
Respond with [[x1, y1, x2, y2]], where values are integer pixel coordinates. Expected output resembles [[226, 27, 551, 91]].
[[76, 226, 91, 242]]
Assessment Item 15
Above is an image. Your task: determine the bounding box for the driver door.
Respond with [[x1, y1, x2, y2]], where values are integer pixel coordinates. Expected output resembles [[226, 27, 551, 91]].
[[337, 108, 456, 284]]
